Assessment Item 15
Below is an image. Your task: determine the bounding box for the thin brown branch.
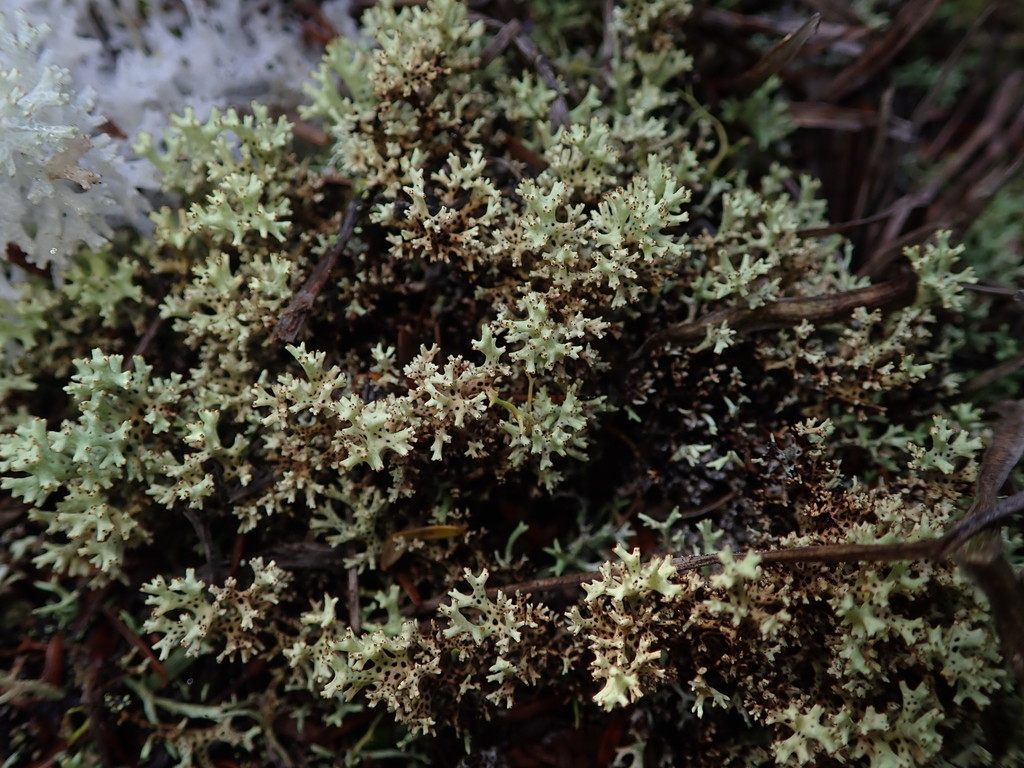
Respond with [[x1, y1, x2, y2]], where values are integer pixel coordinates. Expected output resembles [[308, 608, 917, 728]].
[[817, 0, 942, 101], [937, 403, 1024, 680], [260, 541, 348, 570], [406, 538, 946, 618], [852, 84, 896, 224], [725, 13, 821, 96], [275, 196, 365, 343], [932, 108, 1024, 222], [697, 7, 867, 57], [675, 490, 739, 521], [970, 401, 1024, 512], [632, 273, 915, 359], [959, 556, 1024, 678], [407, 499, 1008, 617], [788, 102, 914, 142], [860, 71, 1024, 277], [101, 607, 169, 689], [510, 28, 572, 129], [407, 569, 603, 616], [127, 315, 164, 369], [795, 208, 894, 237], [182, 507, 223, 586], [798, 0, 867, 27], [346, 510, 362, 635], [919, 73, 993, 163], [408, 403, 1024, 663], [477, 18, 520, 70], [473, 15, 572, 129], [909, 1, 998, 129], [599, 0, 616, 72], [965, 352, 1024, 394], [962, 283, 1024, 299], [936, 488, 1024, 561]]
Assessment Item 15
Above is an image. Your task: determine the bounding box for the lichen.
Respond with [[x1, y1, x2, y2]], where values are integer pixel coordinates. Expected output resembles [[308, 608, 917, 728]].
[[1, 1, 1020, 766]]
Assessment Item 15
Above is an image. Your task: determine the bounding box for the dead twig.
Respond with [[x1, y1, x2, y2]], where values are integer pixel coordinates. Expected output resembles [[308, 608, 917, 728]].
[[127, 315, 164, 369], [346, 510, 361, 635], [939, 402, 1024, 680], [788, 102, 914, 143], [965, 352, 1024, 394], [851, 85, 896, 224], [909, 1, 997, 130], [930, 109, 1024, 225], [408, 402, 1024, 683], [817, 0, 942, 101], [697, 7, 868, 57], [182, 507, 224, 586], [631, 272, 916, 360], [474, 17, 571, 129], [275, 196, 365, 343], [795, 208, 895, 238], [260, 542, 348, 570], [405, 491, 1015, 614], [860, 71, 1024, 277], [939, 402, 1024, 554], [798, 0, 867, 27], [101, 607, 169, 689], [725, 13, 821, 96]]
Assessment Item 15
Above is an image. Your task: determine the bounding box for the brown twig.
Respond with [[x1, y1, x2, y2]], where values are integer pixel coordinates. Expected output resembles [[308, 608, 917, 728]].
[[725, 13, 821, 96], [101, 607, 169, 689], [938, 402, 1024, 555], [408, 569, 602, 616], [936, 488, 1024, 559], [697, 7, 867, 58], [965, 352, 1024, 394], [939, 402, 1024, 680], [851, 85, 895, 224], [932, 114, 1024, 227], [674, 490, 739, 521], [631, 272, 915, 360], [962, 283, 1024, 299], [408, 401, 1024, 678], [182, 507, 224, 586], [474, 15, 572, 129], [405, 537, 948, 618], [859, 71, 1024, 278], [345, 510, 362, 635], [909, 1, 997, 130], [817, 0, 942, 101], [788, 102, 914, 142], [275, 196, 365, 343], [795, 208, 895, 238], [127, 315, 164, 369], [919, 72, 992, 164], [260, 541, 348, 570], [598, 0, 616, 73], [798, 0, 867, 27], [405, 492, 1016, 616], [477, 18, 520, 69]]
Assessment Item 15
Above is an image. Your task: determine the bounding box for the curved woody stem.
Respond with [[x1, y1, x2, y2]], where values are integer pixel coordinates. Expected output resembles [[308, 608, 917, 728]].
[[411, 401, 1024, 682]]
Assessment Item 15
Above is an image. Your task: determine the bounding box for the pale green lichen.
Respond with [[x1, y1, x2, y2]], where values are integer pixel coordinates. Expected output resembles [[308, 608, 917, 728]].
[[142, 558, 290, 662], [1, 0, 1018, 766], [568, 546, 686, 710], [440, 568, 536, 649], [908, 415, 985, 476], [135, 103, 294, 249]]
